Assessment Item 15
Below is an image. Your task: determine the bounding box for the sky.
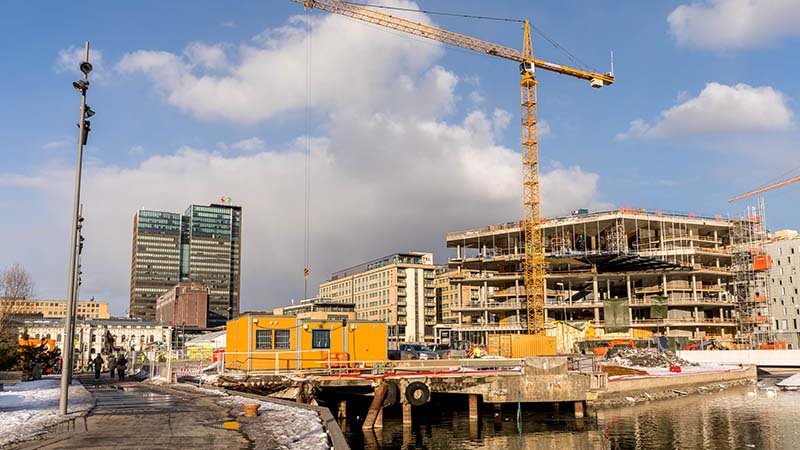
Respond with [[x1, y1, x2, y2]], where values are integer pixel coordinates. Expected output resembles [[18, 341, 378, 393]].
[[1, 0, 799, 316]]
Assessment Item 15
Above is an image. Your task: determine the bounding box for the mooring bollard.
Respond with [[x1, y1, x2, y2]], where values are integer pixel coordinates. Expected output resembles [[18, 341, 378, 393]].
[[243, 403, 260, 417]]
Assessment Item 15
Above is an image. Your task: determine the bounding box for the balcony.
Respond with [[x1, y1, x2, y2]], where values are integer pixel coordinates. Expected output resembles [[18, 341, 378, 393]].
[[396, 299, 407, 306], [397, 271, 406, 278], [397, 280, 406, 287], [397, 289, 407, 297], [424, 300, 436, 308]]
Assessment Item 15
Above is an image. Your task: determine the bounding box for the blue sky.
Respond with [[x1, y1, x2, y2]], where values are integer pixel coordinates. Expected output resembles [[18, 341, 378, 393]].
[[1, 1, 799, 315]]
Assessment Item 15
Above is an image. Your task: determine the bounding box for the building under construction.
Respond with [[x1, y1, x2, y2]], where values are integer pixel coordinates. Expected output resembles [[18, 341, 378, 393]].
[[441, 208, 760, 348]]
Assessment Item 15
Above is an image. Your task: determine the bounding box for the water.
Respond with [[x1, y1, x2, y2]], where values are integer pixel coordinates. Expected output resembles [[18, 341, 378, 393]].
[[342, 381, 800, 450]]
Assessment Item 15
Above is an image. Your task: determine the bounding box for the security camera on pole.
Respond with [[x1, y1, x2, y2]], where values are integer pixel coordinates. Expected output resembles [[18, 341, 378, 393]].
[[59, 42, 94, 416]]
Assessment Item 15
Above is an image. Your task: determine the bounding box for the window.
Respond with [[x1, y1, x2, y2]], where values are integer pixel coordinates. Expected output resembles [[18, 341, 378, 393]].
[[255, 330, 272, 349], [781, 319, 788, 330], [275, 330, 291, 349], [311, 329, 331, 349]]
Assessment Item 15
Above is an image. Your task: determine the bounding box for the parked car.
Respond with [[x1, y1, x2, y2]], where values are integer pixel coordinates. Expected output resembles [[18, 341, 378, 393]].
[[431, 340, 472, 359], [399, 344, 439, 360]]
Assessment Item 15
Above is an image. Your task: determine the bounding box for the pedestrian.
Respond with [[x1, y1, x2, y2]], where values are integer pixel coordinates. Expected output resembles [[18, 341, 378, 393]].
[[108, 353, 117, 380], [116, 354, 128, 382], [93, 354, 104, 380]]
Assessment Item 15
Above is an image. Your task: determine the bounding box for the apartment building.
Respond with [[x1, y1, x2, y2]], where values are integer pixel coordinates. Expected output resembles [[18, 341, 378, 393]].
[[319, 252, 437, 343], [444, 209, 739, 346], [0, 298, 109, 319], [434, 267, 479, 325], [765, 230, 800, 348], [130, 203, 242, 326]]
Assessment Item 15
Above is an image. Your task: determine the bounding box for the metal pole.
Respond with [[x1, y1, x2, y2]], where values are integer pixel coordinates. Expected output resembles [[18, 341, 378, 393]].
[[67, 210, 82, 385], [60, 42, 90, 416]]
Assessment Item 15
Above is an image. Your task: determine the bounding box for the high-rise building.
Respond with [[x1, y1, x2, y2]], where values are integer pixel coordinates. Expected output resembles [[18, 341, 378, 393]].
[[319, 252, 437, 343], [130, 203, 241, 326]]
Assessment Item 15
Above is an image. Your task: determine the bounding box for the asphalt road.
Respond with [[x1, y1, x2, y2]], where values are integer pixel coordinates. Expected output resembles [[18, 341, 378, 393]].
[[22, 374, 251, 449]]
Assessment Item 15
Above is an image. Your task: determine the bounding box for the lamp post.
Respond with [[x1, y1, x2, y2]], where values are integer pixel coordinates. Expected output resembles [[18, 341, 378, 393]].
[[59, 42, 94, 416]]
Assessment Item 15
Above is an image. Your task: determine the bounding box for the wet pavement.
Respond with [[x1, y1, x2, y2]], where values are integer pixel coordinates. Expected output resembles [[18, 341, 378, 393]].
[[16, 374, 250, 450]]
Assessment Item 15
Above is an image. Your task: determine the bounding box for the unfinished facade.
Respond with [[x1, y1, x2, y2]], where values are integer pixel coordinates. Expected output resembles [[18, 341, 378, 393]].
[[444, 209, 739, 346]]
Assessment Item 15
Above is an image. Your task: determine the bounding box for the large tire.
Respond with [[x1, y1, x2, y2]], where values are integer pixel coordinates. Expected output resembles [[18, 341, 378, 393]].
[[405, 381, 430, 407], [382, 380, 399, 408]]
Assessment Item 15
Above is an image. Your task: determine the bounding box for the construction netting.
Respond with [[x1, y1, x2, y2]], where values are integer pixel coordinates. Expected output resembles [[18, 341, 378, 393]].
[[603, 298, 630, 333]]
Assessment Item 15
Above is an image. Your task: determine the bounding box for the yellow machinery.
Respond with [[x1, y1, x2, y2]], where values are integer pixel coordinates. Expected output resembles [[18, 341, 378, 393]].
[[293, 0, 615, 334]]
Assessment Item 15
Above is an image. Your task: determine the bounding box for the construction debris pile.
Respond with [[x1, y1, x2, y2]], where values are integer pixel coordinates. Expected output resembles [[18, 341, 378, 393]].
[[608, 348, 697, 368]]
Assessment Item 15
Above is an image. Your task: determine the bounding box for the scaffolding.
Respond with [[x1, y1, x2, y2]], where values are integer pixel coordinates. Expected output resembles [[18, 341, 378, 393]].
[[730, 198, 772, 349]]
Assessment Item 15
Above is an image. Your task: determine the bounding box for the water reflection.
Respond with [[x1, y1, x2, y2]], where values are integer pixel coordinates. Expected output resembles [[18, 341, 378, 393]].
[[344, 385, 800, 450]]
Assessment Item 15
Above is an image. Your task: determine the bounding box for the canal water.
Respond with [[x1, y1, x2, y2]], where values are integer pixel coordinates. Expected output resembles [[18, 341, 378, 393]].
[[341, 378, 800, 449]]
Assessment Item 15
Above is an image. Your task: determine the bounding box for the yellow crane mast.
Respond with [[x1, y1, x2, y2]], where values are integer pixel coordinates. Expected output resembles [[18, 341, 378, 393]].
[[294, 0, 615, 335]]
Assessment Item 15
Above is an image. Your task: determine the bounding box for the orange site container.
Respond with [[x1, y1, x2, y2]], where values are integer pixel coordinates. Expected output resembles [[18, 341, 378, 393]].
[[753, 255, 772, 271]]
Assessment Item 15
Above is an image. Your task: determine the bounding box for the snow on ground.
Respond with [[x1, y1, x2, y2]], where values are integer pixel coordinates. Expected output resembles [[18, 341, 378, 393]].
[[0, 376, 93, 447], [220, 394, 330, 450]]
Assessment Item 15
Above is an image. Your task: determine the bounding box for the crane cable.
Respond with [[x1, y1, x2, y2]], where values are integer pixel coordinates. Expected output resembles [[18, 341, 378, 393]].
[[304, 6, 313, 299], [344, 1, 596, 72]]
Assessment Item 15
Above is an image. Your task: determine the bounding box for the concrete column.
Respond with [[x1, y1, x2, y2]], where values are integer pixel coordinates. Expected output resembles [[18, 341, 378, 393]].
[[457, 244, 462, 259], [469, 394, 479, 422], [714, 230, 718, 249], [375, 408, 383, 429], [402, 402, 412, 427], [692, 275, 698, 303], [662, 274, 668, 297], [574, 401, 585, 418], [594, 307, 600, 325], [592, 276, 599, 303], [338, 400, 347, 419]]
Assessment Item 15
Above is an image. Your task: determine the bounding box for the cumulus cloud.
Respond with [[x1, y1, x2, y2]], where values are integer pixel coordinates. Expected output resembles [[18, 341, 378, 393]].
[[116, 4, 445, 124], [184, 42, 228, 70], [668, 0, 800, 50], [55, 45, 106, 80], [2, 118, 603, 313], [230, 137, 266, 152], [4, 3, 605, 314], [617, 82, 793, 140]]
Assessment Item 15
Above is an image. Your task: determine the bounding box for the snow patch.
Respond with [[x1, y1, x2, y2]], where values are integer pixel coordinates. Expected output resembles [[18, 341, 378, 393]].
[[0, 376, 93, 446]]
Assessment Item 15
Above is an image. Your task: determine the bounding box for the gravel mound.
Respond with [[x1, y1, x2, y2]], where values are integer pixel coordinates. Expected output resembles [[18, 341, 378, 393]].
[[609, 348, 697, 368]]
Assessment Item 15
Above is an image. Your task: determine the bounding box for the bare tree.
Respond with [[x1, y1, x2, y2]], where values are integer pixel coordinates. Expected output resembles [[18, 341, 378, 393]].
[[1, 263, 35, 300], [0, 264, 35, 369]]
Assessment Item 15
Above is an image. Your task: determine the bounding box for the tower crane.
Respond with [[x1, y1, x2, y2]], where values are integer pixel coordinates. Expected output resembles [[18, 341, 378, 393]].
[[294, 0, 615, 335], [728, 174, 800, 203]]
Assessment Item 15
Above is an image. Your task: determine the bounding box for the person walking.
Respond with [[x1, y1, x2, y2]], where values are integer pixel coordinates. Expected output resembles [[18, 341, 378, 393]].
[[116, 354, 128, 382], [108, 353, 117, 380], [93, 354, 104, 380]]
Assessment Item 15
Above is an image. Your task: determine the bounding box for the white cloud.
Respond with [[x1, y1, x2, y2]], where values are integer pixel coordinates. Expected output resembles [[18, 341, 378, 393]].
[[1, 116, 603, 314], [128, 145, 145, 156], [668, 0, 800, 50], [617, 82, 793, 140], [42, 140, 69, 150], [4, 4, 605, 314], [116, 4, 445, 123], [230, 137, 266, 152], [184, 42, 228, 70], [55, 46, 106, 80]]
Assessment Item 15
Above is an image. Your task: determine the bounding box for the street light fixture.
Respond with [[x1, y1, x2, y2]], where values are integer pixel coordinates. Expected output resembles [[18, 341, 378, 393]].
[[60, 42, 94, 416]]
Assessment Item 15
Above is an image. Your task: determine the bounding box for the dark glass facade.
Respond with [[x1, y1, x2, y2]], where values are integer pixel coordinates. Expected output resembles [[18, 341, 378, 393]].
[[130, 204, 242, 326]]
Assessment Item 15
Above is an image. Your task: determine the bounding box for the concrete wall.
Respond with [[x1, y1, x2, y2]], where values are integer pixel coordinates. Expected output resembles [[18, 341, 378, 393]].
[[602, 365, 755, 397], [677, 349, 800, 367]]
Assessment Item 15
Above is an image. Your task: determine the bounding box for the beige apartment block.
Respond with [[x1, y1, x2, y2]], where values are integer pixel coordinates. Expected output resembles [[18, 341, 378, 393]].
[[445, 208, 743, 346], [1, 298, 110, 319], [319, 252, 437, 343], [434, 268, 479, 326]]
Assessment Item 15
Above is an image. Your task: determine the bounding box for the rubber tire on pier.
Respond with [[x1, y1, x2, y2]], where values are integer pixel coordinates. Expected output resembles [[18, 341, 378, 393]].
[[383, 380, 399, 408], [405, 381, 430, 407]]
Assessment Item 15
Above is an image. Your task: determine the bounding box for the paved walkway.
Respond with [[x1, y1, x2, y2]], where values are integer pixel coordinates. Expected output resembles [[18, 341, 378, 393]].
[[18, 374, 251, 449]]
